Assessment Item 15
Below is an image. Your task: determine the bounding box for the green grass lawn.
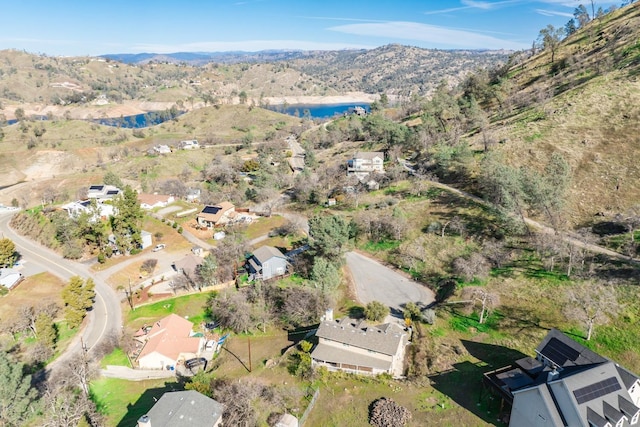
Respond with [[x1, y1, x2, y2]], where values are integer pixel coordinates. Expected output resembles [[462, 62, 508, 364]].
[[126, 292, 214, 330], [90, 378, 184, 427], [243, 215, 286, 240], [101, 347, 131, 368]]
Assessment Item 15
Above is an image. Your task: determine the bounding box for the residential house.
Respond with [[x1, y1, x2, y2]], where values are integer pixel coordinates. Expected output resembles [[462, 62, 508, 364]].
[[138, 193, 175, 210], [87, 184, 122, 202], [186, 188, 201, 203], [352, 106, 367, 116], [0, 268, 23, 290], [180, 139, 200, 150], [173, 254, 205, 282], [153, 144, 172, 155], [135, 313, 204, 370], [311, 317, 409, 377], [61, 199, 114, 219], [140, 230, 153, 249], [137, 390, 224, 427], [247, 245, 290, 281], [484, 328, 640, 426], [196, 202, 235, 229], [275, 413, 299, 427], [347, 151, 384, 177]]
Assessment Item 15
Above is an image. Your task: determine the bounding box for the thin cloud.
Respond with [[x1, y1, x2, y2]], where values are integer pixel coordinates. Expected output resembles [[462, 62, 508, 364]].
[[535, 8, 574, 17], [329, 21, 529, 50], [425, 0, 522, 15], [297, 15, 387, 23]]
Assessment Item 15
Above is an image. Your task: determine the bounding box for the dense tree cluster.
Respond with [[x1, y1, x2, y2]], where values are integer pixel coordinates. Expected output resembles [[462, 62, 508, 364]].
[[61, 276, 95, 329], [208, 283, 328, 334]]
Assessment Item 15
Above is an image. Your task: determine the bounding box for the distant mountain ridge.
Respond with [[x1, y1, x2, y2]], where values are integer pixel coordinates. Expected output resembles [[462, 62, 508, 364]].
[[100, 50, 323, 65]]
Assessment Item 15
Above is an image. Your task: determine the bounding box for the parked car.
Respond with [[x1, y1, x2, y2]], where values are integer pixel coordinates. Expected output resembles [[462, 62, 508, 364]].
[[152, 244, 166, 252]]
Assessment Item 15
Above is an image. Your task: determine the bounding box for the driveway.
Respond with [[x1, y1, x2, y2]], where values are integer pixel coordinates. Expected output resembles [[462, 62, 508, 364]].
[[345, 251, 435, 317]]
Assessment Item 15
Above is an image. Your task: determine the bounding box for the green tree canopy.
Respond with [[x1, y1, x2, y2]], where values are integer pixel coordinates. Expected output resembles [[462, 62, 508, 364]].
[[310, 257, 341, 292], [197, 254, 218, 289], [308, 215, 350, 265], [62, 276, 95, 329], [0, 238, 16, 268], [364, 301, 389, 322], [111, 186, 144, 254], [0, 351, 38, 426]]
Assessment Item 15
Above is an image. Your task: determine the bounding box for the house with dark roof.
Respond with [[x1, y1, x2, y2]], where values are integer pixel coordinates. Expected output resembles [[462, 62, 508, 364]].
[[311, 317, 409, 377], [484, 328, 640, 426], [135, 313, 204, 370], [196, 202, 235, 228], [247, 245, 290, 281], [137, 390, 224, 427]]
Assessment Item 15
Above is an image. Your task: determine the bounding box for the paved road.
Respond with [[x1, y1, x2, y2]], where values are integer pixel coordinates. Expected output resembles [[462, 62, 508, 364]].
[[100, 365, 175, 381], [286, 134, 305, 174], [346, 251, 435, 317], [0, 211, 122, 364]]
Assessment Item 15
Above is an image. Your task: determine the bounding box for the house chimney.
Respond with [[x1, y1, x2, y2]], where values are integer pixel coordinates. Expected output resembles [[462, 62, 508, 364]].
[[323, 308, 333, 322], [137, 415, 151, 427], [547, 368, 560, 383]]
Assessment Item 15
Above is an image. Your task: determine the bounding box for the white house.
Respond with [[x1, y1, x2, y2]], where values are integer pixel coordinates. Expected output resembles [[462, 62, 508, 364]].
[[141, 230, 153, 249], [87, 184, 122, 202], [137, 193, 175, 210], [136, 314, 204, 370], [153, 145, 172, 155], [311, 317, 409, 377], [61, 200, 114, 219], [180, 140, 200, 150], [0, 268, 23, 290], [347, 151, 385, 181]]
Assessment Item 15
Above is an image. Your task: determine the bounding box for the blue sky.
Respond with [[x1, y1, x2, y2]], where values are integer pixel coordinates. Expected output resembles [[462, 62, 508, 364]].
[[0, 0, 622, 56]]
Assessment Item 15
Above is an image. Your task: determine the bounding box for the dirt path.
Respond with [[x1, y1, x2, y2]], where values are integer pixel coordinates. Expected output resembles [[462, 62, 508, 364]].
[[400, 159, 639, 265]]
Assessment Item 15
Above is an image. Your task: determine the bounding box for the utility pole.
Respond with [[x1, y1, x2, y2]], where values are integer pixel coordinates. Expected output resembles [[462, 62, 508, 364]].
[[248, 336, 252, 372]]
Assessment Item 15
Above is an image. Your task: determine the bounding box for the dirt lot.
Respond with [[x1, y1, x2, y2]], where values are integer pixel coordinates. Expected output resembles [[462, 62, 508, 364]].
[[0, 272, 65, 319]]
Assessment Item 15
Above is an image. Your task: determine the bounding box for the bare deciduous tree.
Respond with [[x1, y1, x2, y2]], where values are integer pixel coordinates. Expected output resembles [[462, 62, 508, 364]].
[[453, 253, 490, 282], [564, 281, 620, 340], [461, 286, 500, 324]]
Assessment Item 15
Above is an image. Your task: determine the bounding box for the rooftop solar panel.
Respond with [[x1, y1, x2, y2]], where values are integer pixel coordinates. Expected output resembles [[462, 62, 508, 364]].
[[202, 206, 222, 215], [573, 376, 621, 405], [541, 337, 581, 366], [89, 185, 103, 191], [106, 190, 119, 195]]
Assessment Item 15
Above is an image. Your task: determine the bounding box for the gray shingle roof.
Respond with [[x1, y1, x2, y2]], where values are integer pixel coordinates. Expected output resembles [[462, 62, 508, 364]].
[[143, 390, 224, 427], [311, 343, 393, 371], [252, 245, 286, 265], [314, 318, 406, 356]]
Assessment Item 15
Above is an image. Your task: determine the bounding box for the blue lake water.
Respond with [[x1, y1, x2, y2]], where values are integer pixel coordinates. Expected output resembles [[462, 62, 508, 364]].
[[264, 103, 370, 119], [3, 111, 183, 128]]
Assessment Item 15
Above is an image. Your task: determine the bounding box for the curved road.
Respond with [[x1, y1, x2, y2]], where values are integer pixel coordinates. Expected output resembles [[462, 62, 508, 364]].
[[0, 211, 122, 365]]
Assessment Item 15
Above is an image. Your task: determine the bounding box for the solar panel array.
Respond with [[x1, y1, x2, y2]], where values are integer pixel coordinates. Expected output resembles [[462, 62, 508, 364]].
[[573, 376, 621, 405], [542, 337, 581, 366], [202, 206, 222, 215]]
